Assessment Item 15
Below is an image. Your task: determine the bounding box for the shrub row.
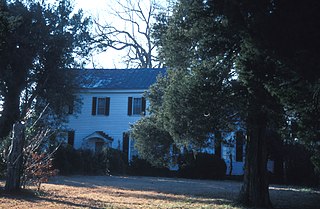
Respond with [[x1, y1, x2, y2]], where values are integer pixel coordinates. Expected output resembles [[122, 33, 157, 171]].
[[52, 147, 227, 180], [53, 146, 127, 175]]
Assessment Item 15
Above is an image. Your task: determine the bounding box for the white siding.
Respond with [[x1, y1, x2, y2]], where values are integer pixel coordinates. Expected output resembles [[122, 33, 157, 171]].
[[67, 90, 145, 150]]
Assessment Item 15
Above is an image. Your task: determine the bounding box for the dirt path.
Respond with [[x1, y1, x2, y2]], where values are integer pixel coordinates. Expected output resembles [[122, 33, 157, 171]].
[[0, 175, 319, 209]]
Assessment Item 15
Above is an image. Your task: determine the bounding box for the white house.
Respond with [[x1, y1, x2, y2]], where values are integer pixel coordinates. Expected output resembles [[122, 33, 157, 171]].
[[66, 68, 165, 161], [64, 68, 262, 175]]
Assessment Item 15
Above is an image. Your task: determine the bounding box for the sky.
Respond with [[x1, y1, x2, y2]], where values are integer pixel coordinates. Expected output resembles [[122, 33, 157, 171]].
[[72, 0, 166, 69], [73, 0, 124, 68]]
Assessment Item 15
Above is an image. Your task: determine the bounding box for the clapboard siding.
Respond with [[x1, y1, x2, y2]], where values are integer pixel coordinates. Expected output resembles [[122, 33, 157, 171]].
[[67, 90, 146, 150]]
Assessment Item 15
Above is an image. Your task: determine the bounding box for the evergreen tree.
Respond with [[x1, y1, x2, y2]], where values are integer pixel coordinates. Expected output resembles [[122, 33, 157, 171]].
[[146, 0, 319, 207], [0, 0, 92, 139]]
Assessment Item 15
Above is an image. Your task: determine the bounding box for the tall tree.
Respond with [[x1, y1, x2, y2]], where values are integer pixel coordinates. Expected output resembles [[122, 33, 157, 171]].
[[93, 0, 167, 68], [0, 0, 92, 139], [149, 0, 319, 207]]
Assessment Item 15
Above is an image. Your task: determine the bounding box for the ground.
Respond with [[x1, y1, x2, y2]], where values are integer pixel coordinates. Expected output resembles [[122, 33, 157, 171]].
[[0, 175, 319, 209]]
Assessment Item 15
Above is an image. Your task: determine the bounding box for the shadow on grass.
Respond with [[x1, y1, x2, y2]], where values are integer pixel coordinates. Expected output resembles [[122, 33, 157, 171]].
[[49, 175, 241, 197], [49, 176, 320, 209], [0, 188, 102, 209], [3, 176, 319, 209], [0, 186, 237, 209], [48, 175, 241, 208], [269, 185, 320, 209], [1, 176, 241, 208]]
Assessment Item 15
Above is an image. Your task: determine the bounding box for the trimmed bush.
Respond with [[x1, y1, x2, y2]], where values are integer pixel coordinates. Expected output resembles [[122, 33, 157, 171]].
[[178, 152, 226, 179]]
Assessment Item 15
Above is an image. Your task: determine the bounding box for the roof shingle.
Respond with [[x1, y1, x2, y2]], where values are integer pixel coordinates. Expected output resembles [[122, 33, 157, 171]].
[[72, 68, 166, 90]]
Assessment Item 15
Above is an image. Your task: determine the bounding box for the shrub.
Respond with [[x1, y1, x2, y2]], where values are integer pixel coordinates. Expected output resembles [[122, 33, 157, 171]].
[[21, 152, 58, 191], [128, 156, 174, 177], [283, 144, 318, 186], [53, 146, 127, 175], [178, 152, 226, 179]]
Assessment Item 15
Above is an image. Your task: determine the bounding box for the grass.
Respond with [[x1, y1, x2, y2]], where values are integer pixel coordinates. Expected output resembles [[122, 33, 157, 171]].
[[0, 175, 319, 209]]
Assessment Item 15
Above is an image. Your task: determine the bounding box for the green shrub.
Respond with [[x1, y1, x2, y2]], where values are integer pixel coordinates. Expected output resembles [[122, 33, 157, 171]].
[[128, 156, 175, 177], [178, 152, 226, 179], [53, 146, 127, 175]]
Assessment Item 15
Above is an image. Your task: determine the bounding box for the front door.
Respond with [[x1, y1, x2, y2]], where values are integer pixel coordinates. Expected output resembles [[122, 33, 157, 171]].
[[95, 141, 104, 153]]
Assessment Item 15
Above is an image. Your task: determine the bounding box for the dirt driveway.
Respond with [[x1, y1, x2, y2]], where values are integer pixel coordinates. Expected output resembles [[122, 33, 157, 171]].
[[0, 175, 319, 209]]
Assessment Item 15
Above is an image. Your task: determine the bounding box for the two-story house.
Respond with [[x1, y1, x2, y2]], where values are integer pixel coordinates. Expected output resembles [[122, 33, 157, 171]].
[[66, 68, 166, 161]]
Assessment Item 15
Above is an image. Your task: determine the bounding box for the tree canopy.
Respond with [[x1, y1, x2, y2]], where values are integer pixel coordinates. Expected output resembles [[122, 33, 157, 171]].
[[132, 0, 320, 207], [0, 0, 92, 138]]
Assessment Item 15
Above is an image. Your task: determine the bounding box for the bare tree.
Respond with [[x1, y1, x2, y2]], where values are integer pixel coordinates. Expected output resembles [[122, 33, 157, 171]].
[[93, 0, 165, 68]]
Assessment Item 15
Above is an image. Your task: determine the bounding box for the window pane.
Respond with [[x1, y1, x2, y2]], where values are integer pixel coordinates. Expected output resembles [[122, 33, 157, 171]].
[[97, 98, 106, 115], [133, 98, 142, 115]]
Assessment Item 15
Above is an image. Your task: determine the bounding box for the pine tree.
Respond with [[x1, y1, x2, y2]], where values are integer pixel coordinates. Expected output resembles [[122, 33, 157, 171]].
[[150, 0, 320, 207]]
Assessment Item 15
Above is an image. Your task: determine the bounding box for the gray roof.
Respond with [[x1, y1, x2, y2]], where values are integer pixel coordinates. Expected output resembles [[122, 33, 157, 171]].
[[72, 68, 166, 90]]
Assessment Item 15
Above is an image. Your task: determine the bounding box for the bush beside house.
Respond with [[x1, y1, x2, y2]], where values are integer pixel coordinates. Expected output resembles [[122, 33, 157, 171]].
[[127, 156, 175, 177], [53, 146, 127, 175], [52, 146, 227, 179], [178, 153, 227, 180]]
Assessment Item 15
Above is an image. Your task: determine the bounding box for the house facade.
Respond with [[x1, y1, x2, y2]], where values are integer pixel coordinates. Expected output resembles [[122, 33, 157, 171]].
[[66, 68, 165, 161], [65, 68, 271, 175]]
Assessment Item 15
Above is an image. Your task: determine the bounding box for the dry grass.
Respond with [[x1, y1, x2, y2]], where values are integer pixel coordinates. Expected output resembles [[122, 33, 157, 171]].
[[0, 175, 319, 209]]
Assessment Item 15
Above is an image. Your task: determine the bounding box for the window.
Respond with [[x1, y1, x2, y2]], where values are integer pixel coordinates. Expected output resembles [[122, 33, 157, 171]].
[[67, 131, 75, 147], [133, 98, 142, 115], [236, 131, 244, 162], [127, 97, 146, 116], [92, 97, 110, 115], [97, 98, 106, 115]]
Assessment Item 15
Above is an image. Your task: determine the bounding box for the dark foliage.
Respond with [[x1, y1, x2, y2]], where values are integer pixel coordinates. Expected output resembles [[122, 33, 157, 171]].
[[127, 156, 175, 177], [131, 115, 173, 168], [283, 144, 318, 186], [0, 0, 92, 139], [178, 153, 226, 180], [152, 0, 320, 206], [53, 146, 127, 175]]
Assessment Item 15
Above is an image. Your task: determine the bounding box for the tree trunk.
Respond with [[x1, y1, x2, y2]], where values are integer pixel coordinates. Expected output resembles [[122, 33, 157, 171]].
[[0, 87, 22, 139], [238, 111, 272, 208], [5, 122, 25, 192]]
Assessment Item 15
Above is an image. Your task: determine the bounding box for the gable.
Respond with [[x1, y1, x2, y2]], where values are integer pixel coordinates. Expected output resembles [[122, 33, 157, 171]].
[[83, 131, 113, 142]]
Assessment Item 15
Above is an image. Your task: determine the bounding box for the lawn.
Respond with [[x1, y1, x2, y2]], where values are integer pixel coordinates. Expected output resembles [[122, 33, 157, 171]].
[[0, 175, 319, 209]]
